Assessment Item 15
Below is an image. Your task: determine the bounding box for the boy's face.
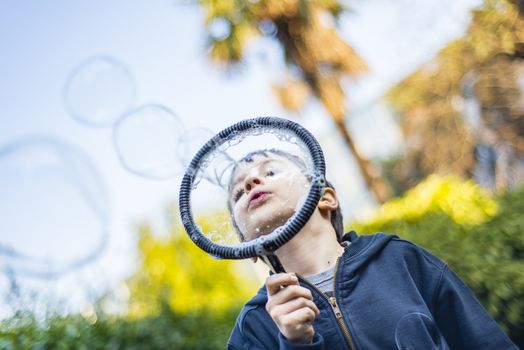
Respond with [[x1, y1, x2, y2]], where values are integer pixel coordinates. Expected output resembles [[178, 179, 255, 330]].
[[229, 153, 310, 241]]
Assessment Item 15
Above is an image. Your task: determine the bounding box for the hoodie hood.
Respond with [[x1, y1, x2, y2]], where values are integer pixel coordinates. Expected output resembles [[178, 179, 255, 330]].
[[340, 231, 396, 272]]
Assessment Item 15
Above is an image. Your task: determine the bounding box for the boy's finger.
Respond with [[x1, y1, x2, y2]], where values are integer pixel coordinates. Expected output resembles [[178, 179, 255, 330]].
[[269, 285, 314, 306], [270, 297, 320, 317], [266, 273, 299, 296], [283, 307, 317, 326]]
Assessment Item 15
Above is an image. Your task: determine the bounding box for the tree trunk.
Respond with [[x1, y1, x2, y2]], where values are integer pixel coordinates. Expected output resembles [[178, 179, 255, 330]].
[[333, 119, 391, 203]]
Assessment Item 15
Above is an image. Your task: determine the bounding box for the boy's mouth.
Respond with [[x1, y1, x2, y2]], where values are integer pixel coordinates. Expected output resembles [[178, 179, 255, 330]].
[[248, 191, 270, 208]]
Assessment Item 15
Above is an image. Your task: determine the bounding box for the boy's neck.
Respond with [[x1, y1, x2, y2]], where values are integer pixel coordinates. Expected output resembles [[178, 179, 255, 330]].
[[274, 218, 345, 276]]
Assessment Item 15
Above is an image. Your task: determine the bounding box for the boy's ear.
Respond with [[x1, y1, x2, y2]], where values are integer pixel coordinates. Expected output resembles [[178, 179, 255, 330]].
[[318, 187, 338, 212]]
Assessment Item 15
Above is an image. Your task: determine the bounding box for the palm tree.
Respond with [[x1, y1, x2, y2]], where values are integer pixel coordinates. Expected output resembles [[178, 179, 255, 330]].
[[199, 0, 391, 202]]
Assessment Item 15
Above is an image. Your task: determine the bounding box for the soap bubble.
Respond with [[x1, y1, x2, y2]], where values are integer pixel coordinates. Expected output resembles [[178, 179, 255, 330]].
[[203, 149, 236, 187], [189, 126, 315, 248], [0, 138, 109, 278], [114, 104, 185, 179], [64, 56, 136, 127], [395, 312, 445, 350], [177, 128, 215, 167], [208, 17, 231, 41], [258, 21, 277, 37], [177, 128, 237, 186]]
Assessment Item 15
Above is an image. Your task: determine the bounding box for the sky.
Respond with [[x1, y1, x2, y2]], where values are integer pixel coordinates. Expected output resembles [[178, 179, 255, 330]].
[[0, 0, 480, 315]]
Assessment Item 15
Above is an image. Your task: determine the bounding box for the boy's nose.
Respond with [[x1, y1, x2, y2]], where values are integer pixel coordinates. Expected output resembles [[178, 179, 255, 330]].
[[244, 175, 263, 192]]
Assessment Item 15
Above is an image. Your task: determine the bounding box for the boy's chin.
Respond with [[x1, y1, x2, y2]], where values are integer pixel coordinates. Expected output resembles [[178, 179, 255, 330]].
[[239, 206, 296, 240], [244, 217, 292, 240]]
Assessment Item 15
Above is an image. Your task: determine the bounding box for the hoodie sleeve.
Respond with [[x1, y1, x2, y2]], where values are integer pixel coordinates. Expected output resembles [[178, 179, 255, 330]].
[[228, 306, 325, 350], [278, 333, 325, 350], [228, 312, 275, 350], [228, 331, 325, 350], [432, 265, 518, 349]]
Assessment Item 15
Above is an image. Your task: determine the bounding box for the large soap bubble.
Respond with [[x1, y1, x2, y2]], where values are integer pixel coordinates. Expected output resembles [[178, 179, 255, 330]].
[[0, 138, 109, 278], [64, 56, 136, 127], [113, 104, 185, 179]]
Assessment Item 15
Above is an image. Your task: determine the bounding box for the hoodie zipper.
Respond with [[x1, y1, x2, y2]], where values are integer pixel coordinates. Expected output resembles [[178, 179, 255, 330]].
[[298, 257, 357, 350]]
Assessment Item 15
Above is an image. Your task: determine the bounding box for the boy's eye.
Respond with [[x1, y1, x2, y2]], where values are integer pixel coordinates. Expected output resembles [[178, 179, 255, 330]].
[[266, 170, 275, 176], [233, 188, 244, 202]]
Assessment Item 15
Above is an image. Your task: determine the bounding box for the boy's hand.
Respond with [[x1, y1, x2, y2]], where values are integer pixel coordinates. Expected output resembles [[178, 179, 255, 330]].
[[265, 273, 320, 344]]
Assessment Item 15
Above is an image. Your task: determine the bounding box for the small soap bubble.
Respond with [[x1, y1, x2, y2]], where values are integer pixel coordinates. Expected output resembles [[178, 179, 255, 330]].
[[191, 148, 236, 188], [258, 21, 277, 37], [395, 313, 444, 349], [205, 231, 226, 245], [64, 56, 136, 127], [208, 17, 232, 41], [227, 137, 242, 147], [251, 128, 264, 136], [0, 138, 108, 278], [208, 151, 236, 187], [114, 104, 185, 179], [177, 128, 215, 167]]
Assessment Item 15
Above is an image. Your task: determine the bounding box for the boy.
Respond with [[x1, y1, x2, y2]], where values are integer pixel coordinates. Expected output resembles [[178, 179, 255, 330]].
[[227, 149, 517, 349]]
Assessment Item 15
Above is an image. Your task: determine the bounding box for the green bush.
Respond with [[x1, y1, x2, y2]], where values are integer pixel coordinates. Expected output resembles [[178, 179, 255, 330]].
[[0, 303, 240, 350], [352, 176, 524, 347]]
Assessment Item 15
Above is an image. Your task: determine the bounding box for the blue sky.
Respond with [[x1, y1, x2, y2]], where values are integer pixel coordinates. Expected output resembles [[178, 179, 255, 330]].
[[0, 0, 480, 314]]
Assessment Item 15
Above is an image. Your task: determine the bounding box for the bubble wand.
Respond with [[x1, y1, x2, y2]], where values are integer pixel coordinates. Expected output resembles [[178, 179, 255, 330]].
[[179, 117, 327, 273]]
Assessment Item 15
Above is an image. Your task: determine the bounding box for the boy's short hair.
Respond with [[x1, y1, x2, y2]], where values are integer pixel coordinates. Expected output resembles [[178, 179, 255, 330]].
[[227, 149, 344, 242]]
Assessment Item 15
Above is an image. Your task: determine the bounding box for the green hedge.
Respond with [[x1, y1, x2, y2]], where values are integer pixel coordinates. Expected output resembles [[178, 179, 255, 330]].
[[352, 177, 524, 347], [0, 303, 239, 350]]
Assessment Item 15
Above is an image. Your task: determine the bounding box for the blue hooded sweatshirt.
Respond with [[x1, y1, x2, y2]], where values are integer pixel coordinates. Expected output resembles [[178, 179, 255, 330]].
[[228, 232, 518, 349]]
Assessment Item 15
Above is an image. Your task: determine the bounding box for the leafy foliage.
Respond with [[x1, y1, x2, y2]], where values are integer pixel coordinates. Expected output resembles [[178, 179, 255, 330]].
[[127, 211, 259, 317], [0, 304, 240, 350], [352, 175, 524, 347], [388, 0, 524, 192]]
